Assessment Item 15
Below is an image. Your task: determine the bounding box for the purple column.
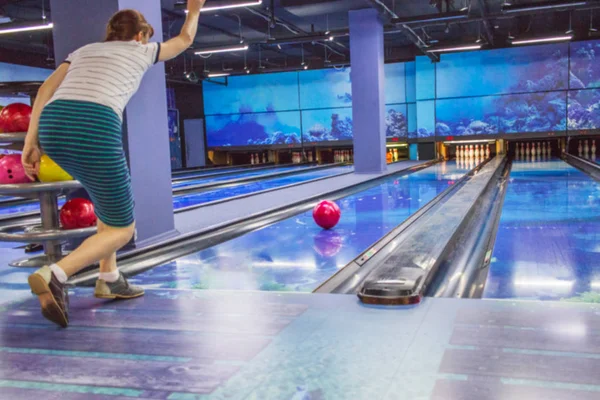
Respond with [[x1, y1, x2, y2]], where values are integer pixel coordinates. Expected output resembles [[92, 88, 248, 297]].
[[50, 0, 176, 246], [349, 8, 387, 174]]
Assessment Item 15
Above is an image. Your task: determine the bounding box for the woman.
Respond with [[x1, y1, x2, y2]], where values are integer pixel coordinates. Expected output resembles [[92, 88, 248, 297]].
[[21, 0, 205, 328]]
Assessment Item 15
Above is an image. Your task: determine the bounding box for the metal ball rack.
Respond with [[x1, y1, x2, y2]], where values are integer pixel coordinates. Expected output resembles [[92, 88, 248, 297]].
[[0, 132, 96, 268]]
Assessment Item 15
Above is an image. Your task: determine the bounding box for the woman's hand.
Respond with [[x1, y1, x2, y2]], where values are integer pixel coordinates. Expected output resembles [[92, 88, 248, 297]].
[[188, 0, 206, 14], [21, 140, 42, 181]]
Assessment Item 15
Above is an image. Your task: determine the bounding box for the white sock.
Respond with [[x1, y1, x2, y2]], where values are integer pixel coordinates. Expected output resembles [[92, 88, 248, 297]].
[[49, 264, 68, 284], [99, 270, 120, 283]]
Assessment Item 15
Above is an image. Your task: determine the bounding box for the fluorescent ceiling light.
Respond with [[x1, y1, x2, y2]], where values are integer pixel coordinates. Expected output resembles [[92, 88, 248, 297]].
[[208, 73, 230, 78], [184, 0, 262, 13], [426, 44, 481, 53], [195, 45, 248, 55], [0, 22, 53, 35], [511, 35, 573, 45], [502, 1, 586, 14]]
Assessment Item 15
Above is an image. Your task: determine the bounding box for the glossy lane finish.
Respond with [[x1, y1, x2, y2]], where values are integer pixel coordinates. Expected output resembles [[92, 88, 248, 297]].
[[132, 162, 467, 292], [486, 159, 600, 301], [172, 165, 353, 210]]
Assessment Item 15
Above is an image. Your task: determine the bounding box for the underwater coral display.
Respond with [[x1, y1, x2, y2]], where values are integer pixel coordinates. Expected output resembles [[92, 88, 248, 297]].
[[206, 111, 302, 147]]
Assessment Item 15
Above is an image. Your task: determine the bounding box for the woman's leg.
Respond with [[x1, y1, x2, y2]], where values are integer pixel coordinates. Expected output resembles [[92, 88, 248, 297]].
[[95, 220, 118, 274], [55, 222, 134, 277]]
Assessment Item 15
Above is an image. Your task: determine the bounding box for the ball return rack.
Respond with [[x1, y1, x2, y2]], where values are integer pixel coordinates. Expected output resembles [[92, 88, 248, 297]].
[[0, 132, 96, 268]]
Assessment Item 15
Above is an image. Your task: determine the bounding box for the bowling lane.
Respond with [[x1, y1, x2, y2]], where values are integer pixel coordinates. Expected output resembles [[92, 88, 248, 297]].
[[172, 166, 353, 210], [130, 161, 467, 292], [172, 166, 251, 179], [0, 164, 314, 218], [484, 159, 600, 301], [172, 164, 312, 189]]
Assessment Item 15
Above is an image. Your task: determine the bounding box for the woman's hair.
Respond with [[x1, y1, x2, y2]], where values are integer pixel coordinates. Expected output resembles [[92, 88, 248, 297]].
[[105, 9, 154, 42]]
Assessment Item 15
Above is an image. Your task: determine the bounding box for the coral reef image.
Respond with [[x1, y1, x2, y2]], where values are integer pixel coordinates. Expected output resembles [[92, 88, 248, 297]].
[[206, 111, 302, 147], [386, 105, 408, 138], [568, 41, 600, 131], [568, 89, 600, 130], [203, 71, 300, 115], [302, 108, 353, 142], [570, 41, 600, 89], [435, 42, 571, 136], [417, 100, 435, 138], [300, 68, 352, 109], [437, 43, 568, 98]]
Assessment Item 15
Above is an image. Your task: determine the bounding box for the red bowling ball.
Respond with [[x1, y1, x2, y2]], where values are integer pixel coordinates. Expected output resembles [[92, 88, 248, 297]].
[[0, 103, 32, 133], [0, 154, 32, 184], [60, 198, 97, 229], [312, 200, 341, 230]]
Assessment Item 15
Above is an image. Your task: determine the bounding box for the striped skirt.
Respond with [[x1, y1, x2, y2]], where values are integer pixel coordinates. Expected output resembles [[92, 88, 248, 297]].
[[39, 99, 134, 227]]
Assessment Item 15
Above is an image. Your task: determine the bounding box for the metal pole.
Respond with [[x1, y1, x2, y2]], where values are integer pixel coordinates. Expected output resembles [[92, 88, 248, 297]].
[[38, 191, 63, 263]]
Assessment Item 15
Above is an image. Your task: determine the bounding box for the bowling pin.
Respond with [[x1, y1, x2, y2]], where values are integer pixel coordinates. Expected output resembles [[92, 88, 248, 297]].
[[526, 143, 530, 156], [578, 140, 583, 156], [515, 143, 520, 157], [251, 154, 256, 165], [585, 140, 590, 156], [474, 145, 479, 158], [592, 140, 597, 155], [486, 144, 491, 158], [308, 151, 313, 163], [262, 153, 266, 164], [537, 142, 541, 156]]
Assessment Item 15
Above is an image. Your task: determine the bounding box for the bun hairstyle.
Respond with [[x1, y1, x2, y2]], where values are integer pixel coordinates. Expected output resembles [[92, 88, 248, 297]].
[[105, 9, 154, 42]]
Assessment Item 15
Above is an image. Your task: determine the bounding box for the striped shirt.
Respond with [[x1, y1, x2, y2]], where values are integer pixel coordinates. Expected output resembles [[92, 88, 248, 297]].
[[48, 40, 161, 120]]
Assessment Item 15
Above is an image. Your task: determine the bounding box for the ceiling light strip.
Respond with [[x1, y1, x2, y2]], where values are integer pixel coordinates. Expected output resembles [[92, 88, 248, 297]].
[[0, 22, 53, 35], [195, 45, 249, 55], [511, 35, 573, 45], [426, 44, 482, 53], [184, 0, 262, 13]]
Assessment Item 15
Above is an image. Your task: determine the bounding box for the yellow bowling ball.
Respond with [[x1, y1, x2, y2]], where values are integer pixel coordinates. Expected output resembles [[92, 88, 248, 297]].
[[38, 154, 73, 182]]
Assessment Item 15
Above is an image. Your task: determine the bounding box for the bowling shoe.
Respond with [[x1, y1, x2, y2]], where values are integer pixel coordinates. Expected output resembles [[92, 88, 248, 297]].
[[28, 266, 70, 328], [94, 272, 145, 300]]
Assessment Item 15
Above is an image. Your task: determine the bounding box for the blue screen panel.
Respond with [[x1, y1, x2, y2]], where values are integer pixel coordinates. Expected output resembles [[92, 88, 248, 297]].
[[203, 71, 299, 115], [405, 61, 416, 103], [384, 63, 406, 105], [302, 107, 353, 142], [0, 62, 52, 82], [436, 44, 568, 99], [570, 40, 600, 89], [416, 56, 435, 101], [299, 68, 352, 109], [385, 104, 408, 139], [417, 100, 435, 138], [407, 103, 417, 139], [497, 92, 566, 133], [206, 111, 302, 147], [0, 96, 30, 107], [568, 89, 600, 130], [436, 96, 499, 136]]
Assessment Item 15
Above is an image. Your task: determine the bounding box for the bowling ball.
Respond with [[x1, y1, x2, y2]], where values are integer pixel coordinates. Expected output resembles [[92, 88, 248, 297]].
[[0, 103, 32, 133], [312, 200, 341, 230], [60, 198, 97, 229], [38, 154, 73, 182], [0, 154, 33, 184]]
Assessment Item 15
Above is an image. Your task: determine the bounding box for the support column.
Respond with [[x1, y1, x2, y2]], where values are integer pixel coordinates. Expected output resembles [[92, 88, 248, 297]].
[[349, 9, 387, 174], [50, 0, 176, 246]]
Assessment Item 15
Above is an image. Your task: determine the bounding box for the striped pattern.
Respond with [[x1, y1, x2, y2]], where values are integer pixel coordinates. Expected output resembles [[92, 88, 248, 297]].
[[38, 100, 134, 227], [48, 40, 160, 120]]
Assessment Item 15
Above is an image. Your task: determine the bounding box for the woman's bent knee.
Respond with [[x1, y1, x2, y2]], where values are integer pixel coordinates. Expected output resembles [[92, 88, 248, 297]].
[[102, 222, 135, 246]]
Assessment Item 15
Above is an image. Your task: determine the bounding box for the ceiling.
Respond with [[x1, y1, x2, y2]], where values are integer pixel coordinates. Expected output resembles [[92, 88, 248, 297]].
[[2, 0, 600, 82]]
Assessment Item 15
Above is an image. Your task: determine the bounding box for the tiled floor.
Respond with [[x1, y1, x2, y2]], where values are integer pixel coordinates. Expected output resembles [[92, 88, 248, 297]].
[[1, 267, 599, 400]]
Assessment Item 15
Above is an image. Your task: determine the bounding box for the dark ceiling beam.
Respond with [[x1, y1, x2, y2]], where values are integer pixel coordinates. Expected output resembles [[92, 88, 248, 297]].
[[366, 0, 439, 62], [477, 0, 494, 45]]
